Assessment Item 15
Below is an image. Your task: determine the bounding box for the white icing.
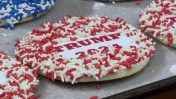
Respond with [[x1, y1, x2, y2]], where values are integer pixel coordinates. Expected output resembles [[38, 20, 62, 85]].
[[0, 71, 7, 85], [55, 32, 136, 58]]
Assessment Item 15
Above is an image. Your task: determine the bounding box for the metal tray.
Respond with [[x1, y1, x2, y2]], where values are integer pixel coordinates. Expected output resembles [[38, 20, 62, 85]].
[[1, 0, 176, 98]]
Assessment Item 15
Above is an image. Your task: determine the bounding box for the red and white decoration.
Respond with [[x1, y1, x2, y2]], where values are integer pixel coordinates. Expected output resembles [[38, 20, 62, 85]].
[[0, 52, 39, 99], [15, 16, 155, 84], [140, 0, 176, 46]]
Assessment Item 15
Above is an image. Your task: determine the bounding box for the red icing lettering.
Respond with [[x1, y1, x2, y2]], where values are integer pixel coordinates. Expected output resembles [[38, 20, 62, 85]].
[[78, 39, 92, 46], [90, 35, 112, 43], [109, 33, 120, 39], [64, 43, 81, 50], [53, 33, 121, 52], [166, 17, 176, 22], [55, 46, 64, 52]]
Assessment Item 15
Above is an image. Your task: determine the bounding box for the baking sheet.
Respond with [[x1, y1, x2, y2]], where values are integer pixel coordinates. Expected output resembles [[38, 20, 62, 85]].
[[1, 0, 176, 98]]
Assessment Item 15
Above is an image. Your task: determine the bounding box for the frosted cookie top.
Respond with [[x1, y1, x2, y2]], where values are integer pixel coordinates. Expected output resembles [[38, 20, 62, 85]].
[[0, 52, 39, 99], [15, 16, 155, 84], [140, 0, 176, 46], [0, 0, 55, 29]]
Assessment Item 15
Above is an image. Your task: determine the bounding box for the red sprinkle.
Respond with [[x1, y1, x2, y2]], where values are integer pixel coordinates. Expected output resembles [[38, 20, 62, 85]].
[[167, 33, 173, 45], [136, 0, 141, 5], [90, 96, 99, 99], [96, 84, 101, 89]]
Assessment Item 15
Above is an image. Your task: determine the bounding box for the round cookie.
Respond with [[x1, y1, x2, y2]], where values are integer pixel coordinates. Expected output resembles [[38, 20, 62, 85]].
[[0, 52, 39, 98], [140, 0, 176, 47], [15, 16, 155, 84], [0, 0, 55, 29]]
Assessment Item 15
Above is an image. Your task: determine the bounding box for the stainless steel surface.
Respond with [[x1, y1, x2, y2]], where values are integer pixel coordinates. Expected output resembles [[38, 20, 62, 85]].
[[1, 0, 176, 99]]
